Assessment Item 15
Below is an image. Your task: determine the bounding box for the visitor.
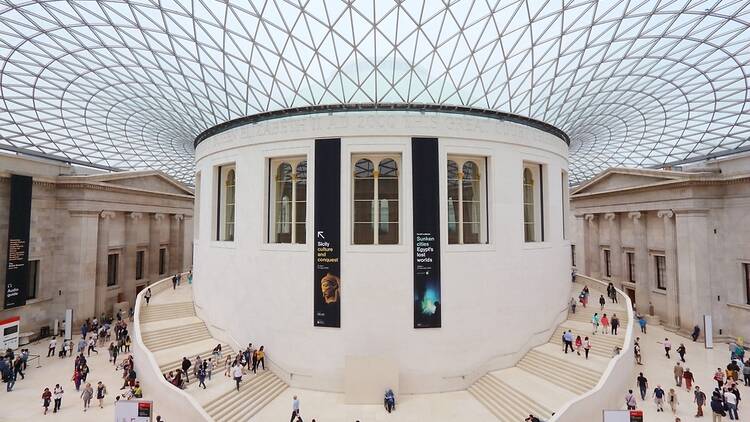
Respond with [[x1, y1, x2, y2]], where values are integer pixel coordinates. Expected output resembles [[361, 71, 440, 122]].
[[601, 314, 610, 334], [684, 368, 694, 391], [13, 355, 24, 380], [563, 330, 573, 354], [692, 325, 701, 342], [384, 389, 395, 413], [133, 382, 143, 398], [197, 365, 207, 389], [610, 314, 620, 336], [569, 297, 576, 314], [694, 386, 706, 417], [591, 313, 600, 335], [714, 368, 726, 389], [663, 338, 672, 359], [625, 389, 637, 410], [653, 384, 665, 412], [53, 383, 64, 413], [81, 382, 93, 412], [87, 336, 98, 356], [188, 270, 193, 284], [710, 392, 725, 421], [232, 362, 243, 391], [181, 357, 191, 383], [256, 346, 266, 371], [172, 274, 177, 289], [48, 337, 57, 357], [583, 337, 591, 360], [677, 343, 686, 363], [724, 388, 738, 420], [212, 344, 222, 361], [144, 288, 152, 305], [193, 355, 202, 380], [42, 387, 52, 414], [599, 294, 606, 311], [674, 362, 684, 387], [637, 372, 648, 400], [575, 335, 582, 356], [224, 355, 232, 377], [638, 315, 647, 333], [668, 388, 679, 414], [743, 358, 750, 386], [206, 358, 214, 380], [96, 381, 108, 408], [634, 338, 642, 365], [290, 395, 300, 422]]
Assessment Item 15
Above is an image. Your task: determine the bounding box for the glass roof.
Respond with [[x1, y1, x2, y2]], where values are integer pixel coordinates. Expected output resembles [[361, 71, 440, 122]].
[[1, 0, 749, 184]]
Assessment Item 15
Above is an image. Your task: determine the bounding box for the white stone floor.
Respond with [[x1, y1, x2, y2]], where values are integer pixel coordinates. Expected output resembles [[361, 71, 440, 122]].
[[0, 325, 141, 422]]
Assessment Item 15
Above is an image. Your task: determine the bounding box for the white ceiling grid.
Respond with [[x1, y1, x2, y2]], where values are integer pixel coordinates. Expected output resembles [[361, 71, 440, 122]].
[[0, 0, 749, 183]]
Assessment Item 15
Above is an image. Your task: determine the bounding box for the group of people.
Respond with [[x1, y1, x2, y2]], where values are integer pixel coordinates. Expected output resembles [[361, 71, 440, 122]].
[[170, 270, 193, 290], [228, 343, 267, 391], [1, 347, 29, 392]]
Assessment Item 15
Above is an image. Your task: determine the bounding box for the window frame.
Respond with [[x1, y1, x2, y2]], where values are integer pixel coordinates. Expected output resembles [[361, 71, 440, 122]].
[[744, 263, 750, 305], [351, 153, 401, 245], [446, 155, 489, 245], [627, 251, 636, 282], [523, 162, 545, 242], [159, 247, 166, 276], [135, 250, 145, 280], [604, 249, 612, 278], [214, 164, 237, 242], [655, 254, 666, 290], [27, 259, 39, 300], [571, 245, 576, 267], [107, 253, 119, 287], [268, 156, 308, 244]]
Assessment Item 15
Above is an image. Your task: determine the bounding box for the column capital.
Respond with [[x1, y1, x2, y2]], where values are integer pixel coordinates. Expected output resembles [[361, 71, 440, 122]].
[[100, 211, 116, 220], [152, 213, 165, 221], [172, 213, 184, 221], [627, 211, 642, 222], [604, 212, 617, 221], [128, 212, 143, 220], [584, 213, 597, 222], [657, 210, 674, 219]]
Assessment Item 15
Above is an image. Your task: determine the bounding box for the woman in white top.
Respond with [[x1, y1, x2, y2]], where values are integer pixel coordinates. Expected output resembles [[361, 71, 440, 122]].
[[232, 364, 243, 391], [53, 384, 64, 413]]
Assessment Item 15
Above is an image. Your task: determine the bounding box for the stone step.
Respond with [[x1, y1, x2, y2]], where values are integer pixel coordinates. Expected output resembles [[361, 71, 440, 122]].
[[205, 371, 286, 422], [516, 349, 600, 395], [469, 374, 553, 422]]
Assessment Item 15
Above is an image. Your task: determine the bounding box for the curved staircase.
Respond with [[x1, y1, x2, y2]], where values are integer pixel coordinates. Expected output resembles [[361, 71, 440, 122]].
[[468, 280, 629, 421], [137, 283, 287, 421]]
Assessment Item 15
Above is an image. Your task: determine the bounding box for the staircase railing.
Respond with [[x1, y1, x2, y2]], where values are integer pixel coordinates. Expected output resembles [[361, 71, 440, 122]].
[[548, 274, 636, 422], [131, 274, 213, 421]]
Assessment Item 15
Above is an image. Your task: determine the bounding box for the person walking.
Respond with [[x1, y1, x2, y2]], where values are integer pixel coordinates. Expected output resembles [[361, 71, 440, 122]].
[[256, 346, 266, 371], [677, 343, 687, 363], [290, 395, 300, 422], [72, 368, 82, 391], [583, 337, 592, 360], [638, 315, 647, 333], [724, 389, 738, 420], [674, 362, 684, 387], [714, 368, 726, 389], [668, 388, 680, 414], [188, 270, 193, 284], [53, 384, 64, 413], [611, 314, 620, 336], [653, 384, 666, 412], [599, 294, 606, 311], [232, 362, 243, 391], [601, 314, 610, 335], [42, 387, 52, 414], [637, 372, 648, 400], [692, 325, 701, 342], [684, 368, 695, 391], [694, 386, 706, 417], [206, 358, 214, 380], [181, 357, 191, 383], [80, 383, 93, 412], [592, 313, 600, 335], [634, 339, 642, 365], [663, 338, 672, 359], [47, 337, 57, 357], [563, 330, 574, 354], [224, 356, 232, 378], [625, 389, 637, 410], [13, 356, 24, 381], [96, 381, 107, 408], [711, 393, 726, 422], [569, 297, 577, 314], [172, 274, 177, 289], [575, 335, 583, 356], [144, 288, 152, 305], [197, 365, 207, 389], [743, 358, 750, 386], [87, 336, 98, 356]]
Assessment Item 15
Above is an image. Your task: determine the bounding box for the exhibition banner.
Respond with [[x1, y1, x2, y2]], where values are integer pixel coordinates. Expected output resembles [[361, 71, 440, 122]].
[[4, 175, 32, 309], [313, 139, 341, 327], [412, 138, 442, 328]]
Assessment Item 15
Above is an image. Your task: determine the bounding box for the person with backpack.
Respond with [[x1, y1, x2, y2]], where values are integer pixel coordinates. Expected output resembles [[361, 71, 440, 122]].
[[710, 391, 726, 420]]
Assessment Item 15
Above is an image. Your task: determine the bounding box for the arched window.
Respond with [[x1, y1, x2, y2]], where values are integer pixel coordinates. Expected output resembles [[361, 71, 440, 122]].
[[353, 155, 399, 245], [224, 168, 236, 241], [270, 158, 307, 244], [523, 167, 535, 242], [447, 156, 487, 244]]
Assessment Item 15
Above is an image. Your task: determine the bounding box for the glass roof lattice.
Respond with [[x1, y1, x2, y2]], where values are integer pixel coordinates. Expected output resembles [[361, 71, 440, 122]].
[[1, 0, 749, 184]]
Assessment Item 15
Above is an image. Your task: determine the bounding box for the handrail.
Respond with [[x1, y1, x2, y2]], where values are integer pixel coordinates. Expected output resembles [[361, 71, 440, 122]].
[[132, 273, 213, 421], [548, 274, 636, 422]]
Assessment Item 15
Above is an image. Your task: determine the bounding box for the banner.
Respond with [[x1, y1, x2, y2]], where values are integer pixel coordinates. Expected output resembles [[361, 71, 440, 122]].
[[412, 138, 442, 328], [313, 139, 341, 327], [4, 175, 32, 309]]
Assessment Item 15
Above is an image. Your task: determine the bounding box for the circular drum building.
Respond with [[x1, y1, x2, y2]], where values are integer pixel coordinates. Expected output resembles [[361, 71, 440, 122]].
[[192, 104, 571, 394]]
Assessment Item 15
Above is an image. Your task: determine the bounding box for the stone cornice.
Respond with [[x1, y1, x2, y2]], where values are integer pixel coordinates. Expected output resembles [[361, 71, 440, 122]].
[[572, 174, 750, 200]]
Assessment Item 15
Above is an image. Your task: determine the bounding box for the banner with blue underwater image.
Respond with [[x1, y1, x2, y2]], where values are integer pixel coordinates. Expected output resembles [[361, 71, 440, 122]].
[[412, 138, 441, 328]]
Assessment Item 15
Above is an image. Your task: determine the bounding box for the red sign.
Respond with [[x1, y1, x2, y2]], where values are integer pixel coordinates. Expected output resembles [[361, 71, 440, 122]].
[[137, 401, 151, 417], [0, 316, 20, 326], [630, 410, 643, 422]]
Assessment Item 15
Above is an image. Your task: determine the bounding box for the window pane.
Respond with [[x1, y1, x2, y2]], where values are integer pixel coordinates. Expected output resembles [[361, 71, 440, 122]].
[[378, 159, 398, 178], [463, 201, 481, 223], [353, 200, 374, 222], [354, 222, 374, 244], [379, 199, 399, 222], [378, 178, 398, 200], [295, 180, 307, 203], [378, 223, 399, 244], [448, 223, 459, 244], [354, 159, 374, 178], [295, 223, 306, 244], [524, 223, 535, 242], [463, 223, 480, 244], [447, 179, 459, 202], [275, 224, 292, 243], [448, 199, 459, 244], [295, 200, 306, 223], [354, 178, 374, 200]]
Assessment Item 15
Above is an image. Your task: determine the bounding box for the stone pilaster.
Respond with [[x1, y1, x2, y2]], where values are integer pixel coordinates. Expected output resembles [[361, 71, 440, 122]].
[[584, 213, 601, 278], [183, 215, 194, 270], [149, 213, 165, 283], [95, 211, 116, 317], [675, 210, 712, 335], [123, 212, 142, 307], [65, 211, 99, 321], [169, 214, 183, 273], [604, 212, 622, 283], [628, 211, 650, 315], [658, 210, 680, 330]]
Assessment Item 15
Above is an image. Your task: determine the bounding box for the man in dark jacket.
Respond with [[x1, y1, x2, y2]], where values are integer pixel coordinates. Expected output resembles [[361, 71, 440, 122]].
[[181, 357, 191, 383]]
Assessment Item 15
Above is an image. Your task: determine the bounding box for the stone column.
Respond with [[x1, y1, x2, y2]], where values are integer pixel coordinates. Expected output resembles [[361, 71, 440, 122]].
[[675, 210, 712, 335], [183, 215, 194, 270], [148, 213, 165, 283], [629, 211, 650, 315], [658, 210, 680, 330], [65, 211, 100, 322], [123, 212, 142, 307], [584, 214, 601, 278], [604, 212, 622, 283], [95, 211, 116, 317], [169, 214, 183, 273], [574, 215, 586, 272]]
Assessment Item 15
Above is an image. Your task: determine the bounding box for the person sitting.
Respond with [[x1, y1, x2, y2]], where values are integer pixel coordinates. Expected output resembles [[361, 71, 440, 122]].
[[384, 389, 395, 413]]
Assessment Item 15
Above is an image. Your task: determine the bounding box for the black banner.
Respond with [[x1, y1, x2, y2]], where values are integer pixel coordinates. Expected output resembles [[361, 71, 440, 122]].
[[313, 139, 341, 327], [412, 138, 442, 328], [4, 175, 33, 309]]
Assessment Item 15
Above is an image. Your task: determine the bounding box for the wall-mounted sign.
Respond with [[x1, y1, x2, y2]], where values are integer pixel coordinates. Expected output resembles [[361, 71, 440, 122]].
[[115, 400, 153, 422], [4, 175, 32, 309], [313, 139, 341, 327], [412, 138, 442, 328], [0, 316, 20, 350]]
